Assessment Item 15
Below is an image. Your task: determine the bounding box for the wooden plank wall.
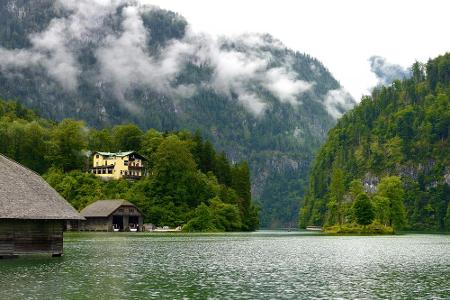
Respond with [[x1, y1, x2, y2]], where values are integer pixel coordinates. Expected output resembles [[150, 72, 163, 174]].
[[80, 217, 111, 231], [0, 219, 63, 257]]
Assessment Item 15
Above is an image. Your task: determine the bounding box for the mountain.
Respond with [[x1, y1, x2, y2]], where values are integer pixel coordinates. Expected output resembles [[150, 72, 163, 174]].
[[300, 53, 450, 231], [0, 0, 355, 227]]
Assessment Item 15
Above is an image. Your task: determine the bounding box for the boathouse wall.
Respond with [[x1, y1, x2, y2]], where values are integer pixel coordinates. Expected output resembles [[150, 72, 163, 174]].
[[0, 219, 64, 257], [80, 216, 112, 231], [80, 201, 144, 232]]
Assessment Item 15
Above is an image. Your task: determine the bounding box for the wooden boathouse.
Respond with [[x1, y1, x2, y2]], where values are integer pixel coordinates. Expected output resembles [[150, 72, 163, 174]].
[[0, 154, 84, 258], [80, 200, 143, 232]]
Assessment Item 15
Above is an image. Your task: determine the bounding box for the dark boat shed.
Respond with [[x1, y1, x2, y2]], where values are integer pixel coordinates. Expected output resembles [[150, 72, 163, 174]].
[[0, 154, 84, 258], [80, 200, 143, 232]]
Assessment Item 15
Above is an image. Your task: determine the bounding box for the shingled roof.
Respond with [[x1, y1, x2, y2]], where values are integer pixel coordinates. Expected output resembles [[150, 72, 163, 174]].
[[80, 200, 139, 217], [93, 151, 147, 160], [0, 154, 84, 220]]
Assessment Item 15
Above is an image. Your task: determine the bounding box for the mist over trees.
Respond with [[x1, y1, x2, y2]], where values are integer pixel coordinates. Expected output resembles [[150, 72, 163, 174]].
[[0, 0, 355, 228]]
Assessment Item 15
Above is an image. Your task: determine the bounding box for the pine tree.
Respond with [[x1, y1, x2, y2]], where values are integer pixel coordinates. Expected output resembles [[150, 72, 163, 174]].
[[377, 176, 407, 230], [329, 166, 345, 225], [352, 193, 375, 227], [232, 162, 252, 230], [214, 152, 232, 186]]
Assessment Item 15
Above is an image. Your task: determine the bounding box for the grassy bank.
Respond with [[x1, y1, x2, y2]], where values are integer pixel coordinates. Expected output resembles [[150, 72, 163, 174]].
[[324, 223, 395, 235]]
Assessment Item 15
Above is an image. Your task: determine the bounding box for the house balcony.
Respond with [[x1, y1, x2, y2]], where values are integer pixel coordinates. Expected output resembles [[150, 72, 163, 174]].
[[128, 165, 144, 169], [123, 175, 143, 180]]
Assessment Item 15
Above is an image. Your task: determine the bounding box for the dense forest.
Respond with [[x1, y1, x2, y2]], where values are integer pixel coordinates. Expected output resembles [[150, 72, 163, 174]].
[[0, 0, 355, 228], [300, 53, 450, 232], [0, 99, 259, 231]]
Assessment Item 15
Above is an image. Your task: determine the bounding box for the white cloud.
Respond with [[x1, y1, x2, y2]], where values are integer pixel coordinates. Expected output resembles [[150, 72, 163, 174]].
[[0, 0, 125, 90], [323, 88, 355, 119], [368, 55, 411, 86], [238, 93, 267, 116], [0, 0, 328, 116], [0, 20, 80, 90], [143, 0, 450, 102], [263, 67, 313, 105], [96, 6, 155, 93]]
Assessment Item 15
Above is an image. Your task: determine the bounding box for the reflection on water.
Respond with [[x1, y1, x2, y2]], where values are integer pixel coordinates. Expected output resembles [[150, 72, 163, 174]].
[[1, 231, 449, 299]]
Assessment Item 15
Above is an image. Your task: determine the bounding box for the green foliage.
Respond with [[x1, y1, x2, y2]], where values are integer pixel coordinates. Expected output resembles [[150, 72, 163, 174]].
[[324, 222, 394, 234], [352, 193, 375, 226], [301, 53, 450, 232], [150, 135, 200, 206], [231, 161, 259, 230], [47, 119, 88, 172], [88, 129, 113, 152], [0, 100, 258, 231], [184, 198, 243, 232], [372, 195, 390, 226], [183, 203, 217, 232], [376, 176, 407, 229], [0, 3, 349, 229], [349, 180, 364, 200], [112, 124, 143, 151], [446, 203, 450, 231], [44, 169, 107, 210], [328, 166, 345, 225]]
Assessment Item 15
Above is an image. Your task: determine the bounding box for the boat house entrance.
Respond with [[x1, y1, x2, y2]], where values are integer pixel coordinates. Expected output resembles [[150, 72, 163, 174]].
[[80, 200, 143, 232]]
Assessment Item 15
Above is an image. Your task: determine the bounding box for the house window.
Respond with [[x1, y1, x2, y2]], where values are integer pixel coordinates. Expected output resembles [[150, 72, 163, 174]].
[[96, 154, 99, 158], [124, 160, 128, 166], [108, 169, 112, 174]]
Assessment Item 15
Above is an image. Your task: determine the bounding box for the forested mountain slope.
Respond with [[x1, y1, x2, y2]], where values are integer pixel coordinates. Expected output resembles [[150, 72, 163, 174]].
[[0, 0, 355, 227], [300, 53, 450, 231]]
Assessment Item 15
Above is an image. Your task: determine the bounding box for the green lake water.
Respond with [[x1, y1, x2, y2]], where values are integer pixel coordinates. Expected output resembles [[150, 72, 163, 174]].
[[0, 231, 449, 299]]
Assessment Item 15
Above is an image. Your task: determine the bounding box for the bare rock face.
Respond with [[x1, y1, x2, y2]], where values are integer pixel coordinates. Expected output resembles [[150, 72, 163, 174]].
[[444, 166, 450, 186], [363, 172, 380, 194], [362, 162, 450, 194]]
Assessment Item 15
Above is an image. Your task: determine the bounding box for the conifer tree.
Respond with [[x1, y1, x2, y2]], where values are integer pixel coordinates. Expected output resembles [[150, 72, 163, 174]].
[[377, 176, 407, 230], [352, 193, 375, 227]]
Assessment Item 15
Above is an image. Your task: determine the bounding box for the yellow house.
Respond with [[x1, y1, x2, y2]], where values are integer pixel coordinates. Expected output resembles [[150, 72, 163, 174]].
[[91, 151, 146, 180]]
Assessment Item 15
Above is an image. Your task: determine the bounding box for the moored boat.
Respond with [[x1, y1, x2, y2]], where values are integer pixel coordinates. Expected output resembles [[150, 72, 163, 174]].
[[306, 226, 323, 231]]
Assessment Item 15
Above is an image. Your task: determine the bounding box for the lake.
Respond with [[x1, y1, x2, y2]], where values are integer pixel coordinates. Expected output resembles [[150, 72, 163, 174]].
[[1, 231, 449, 299]]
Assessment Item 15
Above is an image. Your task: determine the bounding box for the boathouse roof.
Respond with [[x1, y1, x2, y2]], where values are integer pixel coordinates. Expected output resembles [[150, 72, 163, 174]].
[[0, 154, 84, 220], [80, 200, 140, 218]]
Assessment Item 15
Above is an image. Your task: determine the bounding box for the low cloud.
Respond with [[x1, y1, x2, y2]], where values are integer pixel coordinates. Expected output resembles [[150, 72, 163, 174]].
[[323, 88, 355, 119], [263, 67, 313, 105], [0, 0, 335, 117], [0, 21, 80, 90], [238, 92, 267, 116], [369, 56, 411, 86]]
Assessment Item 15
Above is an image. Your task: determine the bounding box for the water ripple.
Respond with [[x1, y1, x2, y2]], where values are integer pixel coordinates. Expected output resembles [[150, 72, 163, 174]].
[[0, 232, 449, 299]]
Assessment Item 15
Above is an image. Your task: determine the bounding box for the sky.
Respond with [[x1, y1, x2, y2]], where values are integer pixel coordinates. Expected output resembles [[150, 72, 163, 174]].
[[143, 0, 450, 101]]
